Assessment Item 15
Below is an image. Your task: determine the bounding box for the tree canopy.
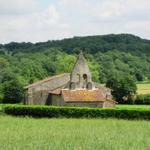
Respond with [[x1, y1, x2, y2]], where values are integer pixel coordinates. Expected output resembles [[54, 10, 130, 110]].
[[0, 33, 150, 103], [106, 76, 137, 103]]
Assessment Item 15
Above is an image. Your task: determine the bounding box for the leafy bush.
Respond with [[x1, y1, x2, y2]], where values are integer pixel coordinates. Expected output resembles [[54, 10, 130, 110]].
[[2, 79, 24, 104], [2, 105, 150, 120], [135, 94, 150, 105], [106, 76, 137, 103]]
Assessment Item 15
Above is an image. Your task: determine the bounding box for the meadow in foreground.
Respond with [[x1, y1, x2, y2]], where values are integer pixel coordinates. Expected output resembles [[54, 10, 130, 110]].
[[0, 115, 150, 150]]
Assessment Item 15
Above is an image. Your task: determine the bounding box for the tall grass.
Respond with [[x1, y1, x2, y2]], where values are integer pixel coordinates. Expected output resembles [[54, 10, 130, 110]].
[[0, 116, 150, 150]]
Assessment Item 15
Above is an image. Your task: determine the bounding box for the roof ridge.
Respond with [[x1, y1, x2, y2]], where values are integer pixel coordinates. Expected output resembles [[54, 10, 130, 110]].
[[24, 73, 70, 89]]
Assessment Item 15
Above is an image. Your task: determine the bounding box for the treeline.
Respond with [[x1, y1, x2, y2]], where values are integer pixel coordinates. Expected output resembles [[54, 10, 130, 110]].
[[1, 34, 150, 54], [0, 33, 150, 102]]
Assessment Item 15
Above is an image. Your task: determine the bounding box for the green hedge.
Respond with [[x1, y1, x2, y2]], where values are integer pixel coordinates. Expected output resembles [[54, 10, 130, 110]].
[[135, 94, 150, 105], [2, 105, 150, 120]]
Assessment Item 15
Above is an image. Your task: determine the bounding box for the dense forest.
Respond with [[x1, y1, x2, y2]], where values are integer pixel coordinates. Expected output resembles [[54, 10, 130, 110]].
[[0, 33, 150, 101]]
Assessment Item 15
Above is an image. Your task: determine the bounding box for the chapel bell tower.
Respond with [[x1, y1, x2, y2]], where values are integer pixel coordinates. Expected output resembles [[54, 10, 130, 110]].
[[69, 51, 93, 90]]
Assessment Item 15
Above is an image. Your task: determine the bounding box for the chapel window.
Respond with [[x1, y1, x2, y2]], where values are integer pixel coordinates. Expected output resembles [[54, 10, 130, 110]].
[[77, 73, 81, 82], [70, 82, 76, 90], [87, 82, 92, 90], [83, 74, 87, 81]]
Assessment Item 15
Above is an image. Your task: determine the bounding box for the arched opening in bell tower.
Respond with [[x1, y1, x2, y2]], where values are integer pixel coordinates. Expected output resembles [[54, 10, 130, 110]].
[[83, 74, 87, 81]]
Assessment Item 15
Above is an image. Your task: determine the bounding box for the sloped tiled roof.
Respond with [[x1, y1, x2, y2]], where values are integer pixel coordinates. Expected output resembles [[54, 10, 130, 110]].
[[24, 73, 70, 89], [62, 89, 106, 102], [49, 88, 62, 95]]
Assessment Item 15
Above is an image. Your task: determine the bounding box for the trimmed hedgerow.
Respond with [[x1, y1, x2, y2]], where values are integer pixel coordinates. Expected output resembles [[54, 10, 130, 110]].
[[135, 94, 150, 105], [2, 105, 150, 120]]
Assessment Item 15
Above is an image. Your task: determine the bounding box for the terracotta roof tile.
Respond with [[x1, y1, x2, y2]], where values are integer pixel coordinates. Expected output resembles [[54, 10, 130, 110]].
[[49, 88, 62, 95], [62, 89, 106, 102]]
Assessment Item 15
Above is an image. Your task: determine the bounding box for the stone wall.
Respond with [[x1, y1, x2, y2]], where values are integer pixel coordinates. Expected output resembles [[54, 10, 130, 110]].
[[51, 95, 63, 106], [25, 73, 70, 105], [103, 100, 116, 108], [64, 102, 104, 108]]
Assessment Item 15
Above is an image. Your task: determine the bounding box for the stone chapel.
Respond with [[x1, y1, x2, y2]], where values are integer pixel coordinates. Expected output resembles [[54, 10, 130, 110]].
[[24, 51, 116, 108]]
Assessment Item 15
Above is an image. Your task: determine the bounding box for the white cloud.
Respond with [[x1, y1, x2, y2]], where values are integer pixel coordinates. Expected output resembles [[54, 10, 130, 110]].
[[0, 0, 41, 15], [0, 0, 150, 43], [0, 3, 71, 43]]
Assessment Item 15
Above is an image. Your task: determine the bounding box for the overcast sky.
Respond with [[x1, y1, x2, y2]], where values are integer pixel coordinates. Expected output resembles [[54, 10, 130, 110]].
[[0, 0, 150, 43]]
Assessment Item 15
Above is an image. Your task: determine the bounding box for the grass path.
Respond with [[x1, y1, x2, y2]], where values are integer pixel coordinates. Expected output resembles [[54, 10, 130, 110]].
[[0, 116, 150, 150]]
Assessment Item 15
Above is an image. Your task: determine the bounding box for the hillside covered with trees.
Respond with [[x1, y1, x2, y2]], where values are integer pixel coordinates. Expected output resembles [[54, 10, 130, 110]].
[[0, 33, 150, 102]]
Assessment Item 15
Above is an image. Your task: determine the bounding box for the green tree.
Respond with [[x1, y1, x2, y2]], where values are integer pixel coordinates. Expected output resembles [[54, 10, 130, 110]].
[[135, 71, 144, 81], [2, 79, 24, 104], [106, 76, 137, 103]]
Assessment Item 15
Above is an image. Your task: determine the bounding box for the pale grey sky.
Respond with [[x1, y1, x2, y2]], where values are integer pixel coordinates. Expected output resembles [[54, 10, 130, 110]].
[[0, 0, 150, 43]]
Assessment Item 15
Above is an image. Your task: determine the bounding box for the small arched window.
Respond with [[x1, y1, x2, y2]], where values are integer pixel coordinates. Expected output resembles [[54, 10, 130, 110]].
[[83, 74, 87, 81], [70, 82, 76, 90], [87, 82, 92, 90], [77, 73, 80, 82]]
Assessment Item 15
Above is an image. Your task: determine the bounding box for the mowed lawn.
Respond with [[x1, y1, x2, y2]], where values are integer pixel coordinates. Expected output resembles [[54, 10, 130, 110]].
[[137, 83, 150, 95], [0, 115, 150, 150]]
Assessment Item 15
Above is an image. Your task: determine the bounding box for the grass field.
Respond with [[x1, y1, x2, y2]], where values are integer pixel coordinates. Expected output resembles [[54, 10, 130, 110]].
[[0, 104, 150, 149], [137, 83, 150, 95], [0, 83, 150, 150], [116, 104, 150, 109], [0, 115, 150, 150]]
